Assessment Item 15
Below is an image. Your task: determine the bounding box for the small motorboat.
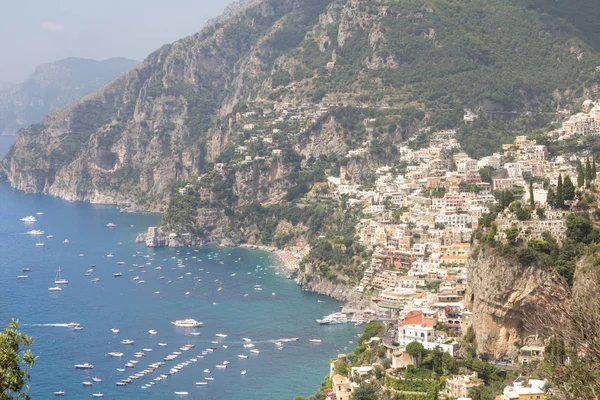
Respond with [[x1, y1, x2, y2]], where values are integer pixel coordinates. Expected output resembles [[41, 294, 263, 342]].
[[111, 328, 119, 333], [148, 330, 157, 335], [241, 370, 247, 375], [53, 390, 66, 396], [74, 363, 94, 369], [82, 381, 93, 387]]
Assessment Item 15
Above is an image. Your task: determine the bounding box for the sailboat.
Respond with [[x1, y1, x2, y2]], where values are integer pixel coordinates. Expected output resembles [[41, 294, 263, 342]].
[[55, 267, 69, 284]]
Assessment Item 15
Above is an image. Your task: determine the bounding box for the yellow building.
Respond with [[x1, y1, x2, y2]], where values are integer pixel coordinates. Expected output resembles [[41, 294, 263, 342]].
[[332, 374, 353, 400]]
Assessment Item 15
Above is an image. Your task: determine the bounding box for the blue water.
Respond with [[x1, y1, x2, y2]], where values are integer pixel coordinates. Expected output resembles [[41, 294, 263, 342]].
[[0, 137, 359, 399]]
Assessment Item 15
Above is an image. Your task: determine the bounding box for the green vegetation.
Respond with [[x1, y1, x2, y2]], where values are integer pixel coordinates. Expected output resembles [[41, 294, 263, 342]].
[[0, 320, 36, 399]]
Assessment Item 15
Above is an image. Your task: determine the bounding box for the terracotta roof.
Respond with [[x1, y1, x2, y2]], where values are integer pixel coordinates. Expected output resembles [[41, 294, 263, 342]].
[[400, 310, 435, 328]]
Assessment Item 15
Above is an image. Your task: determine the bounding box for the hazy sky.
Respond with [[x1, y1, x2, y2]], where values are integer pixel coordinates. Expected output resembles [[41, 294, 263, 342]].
[[0, 0, 236, 84]]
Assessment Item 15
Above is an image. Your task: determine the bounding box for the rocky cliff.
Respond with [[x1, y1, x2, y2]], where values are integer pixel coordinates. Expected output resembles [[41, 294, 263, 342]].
[[0, 57, 138, 136], [466, 248, 568, 359], [2, 0, 600, 212]]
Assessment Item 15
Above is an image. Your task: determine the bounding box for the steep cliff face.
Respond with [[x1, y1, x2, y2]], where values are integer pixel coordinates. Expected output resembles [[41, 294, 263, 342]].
[[3, 0, 600, 212], [466, 248, 568, 359], [0, 58, 138, 136]]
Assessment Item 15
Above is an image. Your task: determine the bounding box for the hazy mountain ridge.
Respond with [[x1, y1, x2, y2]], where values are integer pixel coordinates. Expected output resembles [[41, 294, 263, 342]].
[[0, 57, 138, 135]]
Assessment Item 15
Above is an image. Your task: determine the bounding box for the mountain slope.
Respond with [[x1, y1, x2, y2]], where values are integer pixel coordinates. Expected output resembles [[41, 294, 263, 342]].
[[0, 58, 138, 136], [2, 0, 600, 211]]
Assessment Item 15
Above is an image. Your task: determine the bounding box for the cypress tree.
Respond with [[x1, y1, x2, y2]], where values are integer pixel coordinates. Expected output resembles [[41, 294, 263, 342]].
[[586, 157, 593, 184], [529, 179, 535, 208], [577, 162, 585, 187], [563, 175, 575, 201], [593, 159, 597, 180], [547, 188, 556, 209], [556, 174, 564, 209]]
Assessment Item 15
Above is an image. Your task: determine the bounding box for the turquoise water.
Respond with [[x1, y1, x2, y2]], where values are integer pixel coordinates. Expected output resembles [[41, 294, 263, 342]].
[[0, 137, 359, 399]]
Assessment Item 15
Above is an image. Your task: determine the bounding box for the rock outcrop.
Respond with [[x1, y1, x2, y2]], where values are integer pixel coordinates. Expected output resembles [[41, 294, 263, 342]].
[[466, 248, 568, 359]]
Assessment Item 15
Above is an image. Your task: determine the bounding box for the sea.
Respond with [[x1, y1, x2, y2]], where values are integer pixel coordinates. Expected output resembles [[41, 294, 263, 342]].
[[0, 135, 360, 399]]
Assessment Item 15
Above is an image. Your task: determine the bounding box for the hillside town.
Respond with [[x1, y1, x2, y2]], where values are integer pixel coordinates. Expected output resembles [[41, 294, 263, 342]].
[[142, 97, 600, 399]]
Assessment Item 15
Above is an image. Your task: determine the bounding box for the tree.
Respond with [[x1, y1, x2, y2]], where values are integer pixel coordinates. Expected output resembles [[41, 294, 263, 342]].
[[405, 341, 425, 358], [351, 383, 378, 400], [563, 175, 575, 201], [565, 212, 593, 244], [593, 158, 597, 181], [547, 188, 556, 209], [0, 320, 36, 399], [586, 157, 593, 186], [536, 208, 545, 219], [529, 179, 535, 208], [556, 174, 564, 209], [505, 225, 520, 243], [577, 162, 585, 187]]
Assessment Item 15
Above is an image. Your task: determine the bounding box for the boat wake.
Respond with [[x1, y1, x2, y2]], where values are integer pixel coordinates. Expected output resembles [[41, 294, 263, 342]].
[[24, 323, 72, 328]]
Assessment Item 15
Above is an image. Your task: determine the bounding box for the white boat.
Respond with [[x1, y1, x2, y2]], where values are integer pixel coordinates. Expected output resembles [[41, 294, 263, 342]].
[[47, 235, 54, 239], [92, 378, 102, 383], [74, 363, 94, 369], [250, 349, 260, 354], [241, 370, 247, 375], [67, 323, 80, 328], [73, 326, 83, 331], [113, 272, 123, 277], [20, 216, 37, 223], [106, 223, 117, 227], [111, 328, 119, 333], [63, 239, 69, 243], [203, 369, 211, 373], [26, 230, 44, 235], [242, 338, 252, 342], [158, 343, 168, 347], [48, 286, 62, 292], [137, 280, 145, 284], [121, 339, 135, 345], [35, 242, 45, 247], [316, 312, 348, 325], [54, 267, 69, 284], [190, 332, 201, 336], [309, 339, 322, 343], [17, 275, 28, 279], [237, 354, 248, 359], [171, 319, 202, 328], [174, 392, 188, 396], [204, 377, 214, 381], [53, 390, 66, 396], [36, 212, 44, 215], [216, 364, 227, 369], [148, 330, 157, 335], [196, 382, 208, 385], [108, 352, 123, 357], [92, 394, 104, 398], [82, 381, 93, 386], [215, 333, 227, 338], [116, 368, 126, 372], [90, 278, 100, 283]]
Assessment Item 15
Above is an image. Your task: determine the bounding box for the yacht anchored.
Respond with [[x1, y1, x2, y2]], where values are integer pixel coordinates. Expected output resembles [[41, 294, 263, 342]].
[[53, 390, 66, 396], [148, 330, 158, 335], [111, 328, 119, 333], [171, 319, 202, 328], [48, 286, 62, 292], [316, 312, 348, 325], [74, 363, 94, 369], [121, 339, 135, 345], [20, 216, 37, 223], [108, 352, 123, 357], [113, 272, 123, 277], [26, 230, 44, 235], [54, 267, 68, 284]]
